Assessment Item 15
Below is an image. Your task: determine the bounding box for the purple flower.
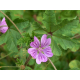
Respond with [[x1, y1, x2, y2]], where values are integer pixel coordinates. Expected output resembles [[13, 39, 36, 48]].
[[0, 17, 8, 33], [28, 34, 53, 64]]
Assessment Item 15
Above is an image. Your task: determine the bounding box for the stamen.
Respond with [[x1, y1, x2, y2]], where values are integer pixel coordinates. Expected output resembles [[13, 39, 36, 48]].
[[37, 47, 43, 53]]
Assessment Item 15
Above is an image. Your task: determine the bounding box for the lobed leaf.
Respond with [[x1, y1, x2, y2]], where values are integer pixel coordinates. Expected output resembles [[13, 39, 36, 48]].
[[43, 10, 57, 32]]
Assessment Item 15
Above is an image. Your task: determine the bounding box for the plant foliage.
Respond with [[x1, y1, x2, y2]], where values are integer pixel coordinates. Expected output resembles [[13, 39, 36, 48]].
[[0, 10, 80, 70]]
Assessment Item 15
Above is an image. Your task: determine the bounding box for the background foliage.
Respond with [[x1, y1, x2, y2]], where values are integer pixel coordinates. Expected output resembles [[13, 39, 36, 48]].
[[0, 10, 80, 70]]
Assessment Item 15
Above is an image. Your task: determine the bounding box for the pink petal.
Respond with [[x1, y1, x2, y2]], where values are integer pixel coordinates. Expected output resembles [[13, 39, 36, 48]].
[[2, 17, 5, 22], [0, 26, 8, 33], [0, 17, 7, 26], [43, 46, 53, 57], [0, 20, 1, 23], [41, 34, 51, 48], [30, 36, 40, 48], [36, 53, 48, 64], [28, 48, 38, 59]]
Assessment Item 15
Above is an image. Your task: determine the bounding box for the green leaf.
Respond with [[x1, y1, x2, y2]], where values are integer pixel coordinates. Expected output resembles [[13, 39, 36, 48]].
[[77, 10, 80, 15], [34, 63, 45, 70], [33, 21, 42, 29], [70, 68, 80, 70], [61, 10, 76, 17], [23, 10, 34, 21], [51, 19, 69, 32], [50, 55, 60, 62], [50, 19, 79, 56], [53, 36, 79, 52], [60, 10, 77, 21], [71, 23, 80, 35], [14, 48, 29, 65], [26, 23, 34, 36], [7, 29, 21, 52], [34, 29, 47, 35], [54, 61, 69, 70], [10, 10, 24, 20], [43, 10, 57, 32], [28, 58, 35, 66], [2, 29, 21, 52], [17, 33, 33, 48], [0, 10, 8, 18], [69, 60, 80, 69], [0, 32, 9, 45], [33, 21, 47, 35], [17, 48, 28, 64], [11, 20, 29, 32], [25, 66, 32, 70], [51, 36, 62, 56], [53, 20, 79, 37]]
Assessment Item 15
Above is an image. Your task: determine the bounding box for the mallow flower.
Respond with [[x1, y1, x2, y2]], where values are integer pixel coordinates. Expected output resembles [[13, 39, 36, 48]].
[[28, 34, 53, 64], [0, 17, 8, 33]]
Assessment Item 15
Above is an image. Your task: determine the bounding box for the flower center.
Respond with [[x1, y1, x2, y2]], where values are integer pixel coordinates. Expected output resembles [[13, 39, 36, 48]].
[[37, 47, 43, 53]]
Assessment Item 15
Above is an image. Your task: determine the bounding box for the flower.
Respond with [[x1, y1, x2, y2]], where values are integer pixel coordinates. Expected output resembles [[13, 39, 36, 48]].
[[0, 17, 8, 33], [28, 34, 53, 64]]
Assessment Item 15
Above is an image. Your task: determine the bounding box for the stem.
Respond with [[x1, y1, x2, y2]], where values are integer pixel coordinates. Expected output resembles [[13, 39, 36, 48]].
[[71, 34, 80, 39], [33, 14, 42, 25], [0, 52, 13, 60], [0, 66, 20, 68], [24, 55, 32, 66], [48, 58, 57, 70], [0, 10, 23, 38]]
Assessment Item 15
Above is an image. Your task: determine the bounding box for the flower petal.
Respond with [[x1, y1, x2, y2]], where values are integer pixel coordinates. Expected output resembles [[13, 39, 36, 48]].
[[36, 53, 48, 64], [0, 20, 1, 23], [41, 34, 51, 48], [30, 36, 40, 48], [0, 17, 7, 26], [28, 48, 38, 59], [0, 26, 8, 33], [2, 17, 5, 22], [43, 46, 53, 57]]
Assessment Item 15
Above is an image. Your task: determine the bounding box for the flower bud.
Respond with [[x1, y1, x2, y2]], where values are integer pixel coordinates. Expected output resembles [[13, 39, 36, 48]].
[[0, 17, 8, 33]]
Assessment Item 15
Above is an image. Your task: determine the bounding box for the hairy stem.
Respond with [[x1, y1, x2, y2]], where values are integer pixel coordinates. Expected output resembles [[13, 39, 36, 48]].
[[0, 10, 23, 38], [71, 34, 80, 39], [24, 55, 32, 66], [48, 58, 57, 70]]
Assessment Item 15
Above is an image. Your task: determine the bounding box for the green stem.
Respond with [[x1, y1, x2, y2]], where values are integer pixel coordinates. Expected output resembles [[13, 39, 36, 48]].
[[0, 52, 13, 60], [0, 66, 20, 68]]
